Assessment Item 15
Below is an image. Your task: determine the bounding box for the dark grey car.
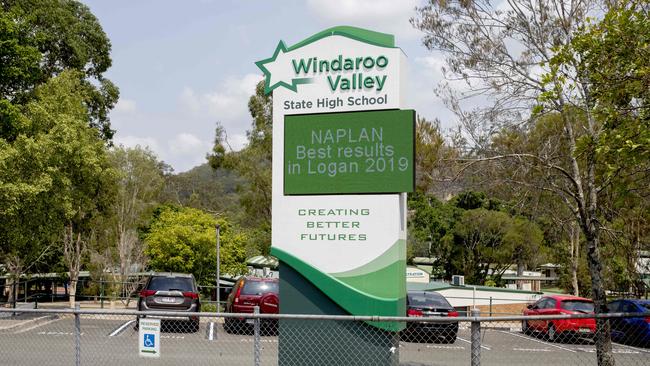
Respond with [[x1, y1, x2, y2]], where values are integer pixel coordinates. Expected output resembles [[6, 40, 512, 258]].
[[136, 272, 201, 332], [403, 291, 459, 343]]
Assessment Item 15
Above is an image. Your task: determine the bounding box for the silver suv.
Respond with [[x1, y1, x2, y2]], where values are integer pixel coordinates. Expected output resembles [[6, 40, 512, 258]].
[[136, 272, 201, 332]]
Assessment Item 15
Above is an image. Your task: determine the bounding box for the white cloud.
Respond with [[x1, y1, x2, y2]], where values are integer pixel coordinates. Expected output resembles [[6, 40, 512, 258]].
[[415, 56, 446, 81], [114, 98, 137, 113], [306, 0, 422, 41], [179, 73, 261, 123], [166, 133, 212, 171], [175, 73, 261, 165], [227, 133, 249, 151], [202, 73, 260, 120], [112, 133, 213, 173], [169, 132, 209, 156], [179, 87, 201, 113]]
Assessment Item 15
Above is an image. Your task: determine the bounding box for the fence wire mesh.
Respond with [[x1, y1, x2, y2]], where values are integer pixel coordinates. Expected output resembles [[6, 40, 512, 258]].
[[0, 308, 648, 365]]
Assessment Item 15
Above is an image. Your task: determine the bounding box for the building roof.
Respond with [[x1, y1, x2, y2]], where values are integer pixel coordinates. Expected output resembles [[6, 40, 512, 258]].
[[247, 255, 279, 269], [411, 257, 437, 265], [541, 294, 592, 301], [407, 281, 542, 295]]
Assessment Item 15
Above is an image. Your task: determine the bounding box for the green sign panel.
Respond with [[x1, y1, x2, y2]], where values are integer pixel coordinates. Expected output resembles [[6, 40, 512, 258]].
[[284, 109, 414, 194]]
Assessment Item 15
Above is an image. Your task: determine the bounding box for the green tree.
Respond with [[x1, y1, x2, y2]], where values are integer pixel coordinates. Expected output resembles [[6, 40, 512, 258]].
[[450, 208, 512, 285], [569, 2, 650, 172], [409, 191, 544, 283], [504, 216, 544, 277], [538, 4, 649, 362], [567, 3, 650, 298], [99, 146, 167, 303], [0, 0, 118, 141], [413, 2, 648, 362], [414, 117, 460, 195], [144, 206, 247, 287], [0, 71, 116, 306], [160, 163, 242, 217], [407, 193, 459, 278], [208, 80, 272, 254]]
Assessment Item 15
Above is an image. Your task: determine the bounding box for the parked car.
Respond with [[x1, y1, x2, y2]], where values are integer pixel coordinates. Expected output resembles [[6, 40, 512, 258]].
[[607, 299, 650, 346], [136, 272, 201, 332], [224, 276, 279, 334], [402, 291, 458, 343], [522, 295, 596, 341]]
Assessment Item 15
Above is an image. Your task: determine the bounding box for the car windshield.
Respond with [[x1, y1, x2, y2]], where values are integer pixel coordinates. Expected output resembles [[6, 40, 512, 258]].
[[562, 300, 594, 313], [148, 276, 194, 292], [407, 293, 450, 308], [241, 280, 278, 295]]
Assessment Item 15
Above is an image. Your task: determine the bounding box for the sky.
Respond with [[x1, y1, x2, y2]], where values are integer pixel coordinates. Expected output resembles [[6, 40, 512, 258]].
[[82, 0, 452, 172]]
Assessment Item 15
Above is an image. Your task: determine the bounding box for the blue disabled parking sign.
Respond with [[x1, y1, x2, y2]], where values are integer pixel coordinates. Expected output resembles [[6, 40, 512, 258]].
[[138, 318, 160, 358], [144, 333, 155, 348]]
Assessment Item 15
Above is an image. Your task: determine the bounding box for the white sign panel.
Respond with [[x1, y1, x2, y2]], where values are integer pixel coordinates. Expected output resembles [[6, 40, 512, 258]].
[[258, 27, 409, 322], [138, 318, 160, 358]]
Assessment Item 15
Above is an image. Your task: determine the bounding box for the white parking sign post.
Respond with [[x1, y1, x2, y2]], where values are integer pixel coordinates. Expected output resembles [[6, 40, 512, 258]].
[[138, 318, 160, 358]]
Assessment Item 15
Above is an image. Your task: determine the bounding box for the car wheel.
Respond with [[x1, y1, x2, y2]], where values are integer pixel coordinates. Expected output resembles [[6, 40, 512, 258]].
[[224, 317, 235, 334], [399, 330, 413, 343], [189, 319, 200, 333], [522, 320, 530, 334]]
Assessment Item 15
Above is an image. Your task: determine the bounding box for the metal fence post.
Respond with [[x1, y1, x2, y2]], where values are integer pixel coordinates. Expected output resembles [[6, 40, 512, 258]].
[[470, 308, 481, 366], [75, 304, 81, 366], [12, 281, 17, 316], [488, 297, 492, 317], [253, 306, 260, 366]]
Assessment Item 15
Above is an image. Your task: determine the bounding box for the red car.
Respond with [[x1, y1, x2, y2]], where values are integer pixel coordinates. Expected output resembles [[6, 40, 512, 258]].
[[522, 295, 596, 342], [224, 276, 279, 334]]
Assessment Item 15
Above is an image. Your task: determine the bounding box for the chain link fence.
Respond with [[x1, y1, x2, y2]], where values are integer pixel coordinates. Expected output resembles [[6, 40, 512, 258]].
[[1, 307, 649, 365], [1, 278, 231, 311]]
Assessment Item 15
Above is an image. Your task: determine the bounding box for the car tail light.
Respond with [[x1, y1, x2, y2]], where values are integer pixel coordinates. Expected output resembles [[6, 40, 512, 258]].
[[140, 290, 155, 298], [447, 311, 459, 317], [407, 309, 423, 317], [234, 280, 244, 304], [183, 291, 199, 299]]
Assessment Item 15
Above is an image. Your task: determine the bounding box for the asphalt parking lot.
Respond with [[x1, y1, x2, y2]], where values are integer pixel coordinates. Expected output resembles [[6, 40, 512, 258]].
[[1, 315, 648, 366], [400, 325, 650, 366]]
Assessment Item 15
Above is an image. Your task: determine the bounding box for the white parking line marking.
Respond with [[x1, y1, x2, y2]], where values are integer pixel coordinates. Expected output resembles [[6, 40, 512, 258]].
[[240, 338, 278, 343], [426, 345, 465, 350], [108, 320, 135, 337], [496, 331, 576, 353], [14, 317, 62, 334], [513, 348, 552, 352], [0, 316, 51, 331], [456, 336, 491, 350], [615, 343, 650, 354], [613, 349, 640, 354], [37, 331, 84, 336], [208, 322, 214, 341]]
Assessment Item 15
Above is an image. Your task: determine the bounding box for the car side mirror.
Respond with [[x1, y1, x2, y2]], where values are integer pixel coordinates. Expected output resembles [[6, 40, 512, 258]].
[[526, 304, 533, 309]]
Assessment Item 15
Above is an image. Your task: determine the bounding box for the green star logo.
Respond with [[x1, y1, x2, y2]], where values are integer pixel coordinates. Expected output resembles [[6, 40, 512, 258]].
[[255, 41, 313, 95]]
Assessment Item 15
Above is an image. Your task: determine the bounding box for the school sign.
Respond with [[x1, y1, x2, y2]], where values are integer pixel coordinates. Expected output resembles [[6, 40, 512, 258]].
[[257, 26, 413, 365]]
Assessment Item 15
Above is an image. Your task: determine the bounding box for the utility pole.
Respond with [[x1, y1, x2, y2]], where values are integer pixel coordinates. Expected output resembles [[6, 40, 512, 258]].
[[215, 224, 221, 311]]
